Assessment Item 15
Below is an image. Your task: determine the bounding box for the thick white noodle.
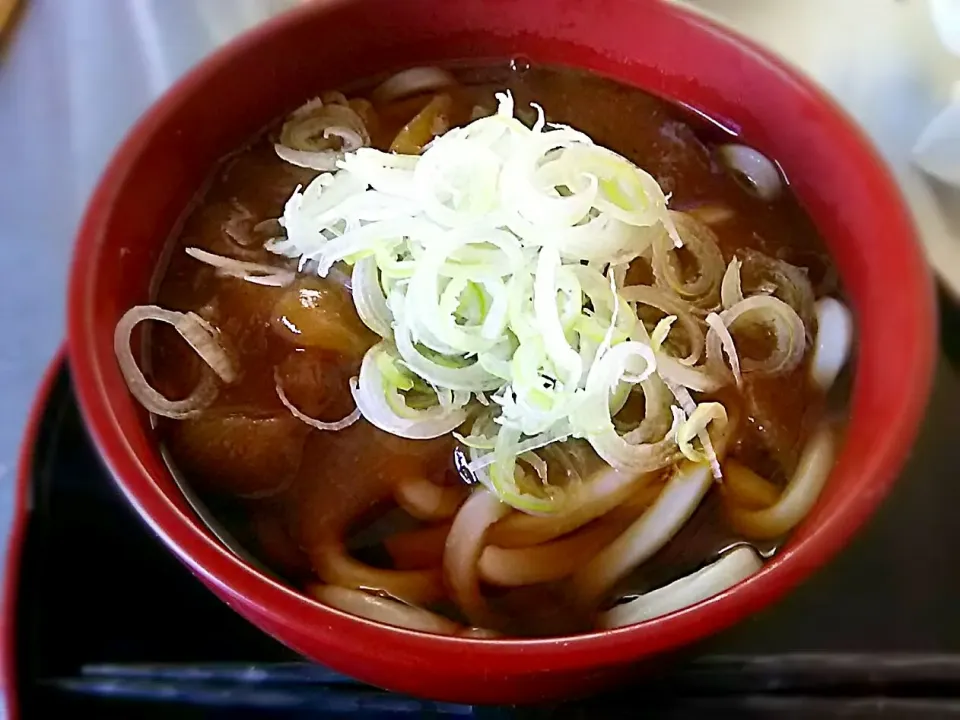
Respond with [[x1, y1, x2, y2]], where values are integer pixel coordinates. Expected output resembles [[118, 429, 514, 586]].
[[599, 546, 762, 628]]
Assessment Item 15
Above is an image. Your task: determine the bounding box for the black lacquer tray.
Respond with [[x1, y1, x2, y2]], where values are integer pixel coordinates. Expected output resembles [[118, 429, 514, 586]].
[[8, 288, 960, 718]]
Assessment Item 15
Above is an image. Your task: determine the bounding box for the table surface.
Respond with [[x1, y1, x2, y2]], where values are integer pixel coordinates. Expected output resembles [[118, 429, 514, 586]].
[[1, 0, 958, 593]]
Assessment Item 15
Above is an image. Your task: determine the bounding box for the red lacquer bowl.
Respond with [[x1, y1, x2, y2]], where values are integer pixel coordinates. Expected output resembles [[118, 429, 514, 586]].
[[66, 0, 935, 704]]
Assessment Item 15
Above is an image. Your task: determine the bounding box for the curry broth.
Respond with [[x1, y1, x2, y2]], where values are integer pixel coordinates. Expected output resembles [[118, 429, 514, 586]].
[[147, 64, 832, 631]]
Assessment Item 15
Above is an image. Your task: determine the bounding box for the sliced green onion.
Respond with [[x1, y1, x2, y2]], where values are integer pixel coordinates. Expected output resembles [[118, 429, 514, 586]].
[[271, 90, 732, 513]]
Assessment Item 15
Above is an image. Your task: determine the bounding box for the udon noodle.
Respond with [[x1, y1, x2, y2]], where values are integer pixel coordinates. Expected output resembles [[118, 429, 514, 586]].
[[114, 64, 853, 637]]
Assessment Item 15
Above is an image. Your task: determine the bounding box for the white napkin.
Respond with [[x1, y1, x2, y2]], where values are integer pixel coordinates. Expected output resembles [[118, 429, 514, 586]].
[[913, 0, 960, 185]]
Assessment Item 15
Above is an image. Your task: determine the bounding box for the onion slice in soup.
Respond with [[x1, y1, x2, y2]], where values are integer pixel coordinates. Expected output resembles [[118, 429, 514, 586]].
[[580, 370, 685, 474], [274, 144, 342, 171], [275, 99, 371, 170], [706, 295, 806, 380], [650, 212, 725, 310], [324, 125, 366, 153], [371, 66, 457, 105], [739, 250, 816, 331], [705, 312, 742, 386], [676, 401, 727, 478], [114, 305, 235, 419], [185, 247, 296, 287], [351, 256, 393, 338], [350, 342, 470, 439], [620, 285, 704, 366], [274, 368, 361, 432], [281, 101, 370, 149], [654, 353, 726, 393], [720, 256, 744, 310]]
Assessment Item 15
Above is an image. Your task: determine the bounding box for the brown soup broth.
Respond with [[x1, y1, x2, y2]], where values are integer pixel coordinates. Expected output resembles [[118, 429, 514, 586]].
[[147, 63, 835, 634]]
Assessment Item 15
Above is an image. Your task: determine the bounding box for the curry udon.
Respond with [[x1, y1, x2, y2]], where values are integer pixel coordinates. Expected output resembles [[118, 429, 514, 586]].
[[114, 64, 853, 637]]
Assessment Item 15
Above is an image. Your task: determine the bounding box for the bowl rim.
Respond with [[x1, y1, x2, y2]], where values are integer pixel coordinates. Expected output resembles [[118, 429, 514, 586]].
[[65, 0, 937, 675]]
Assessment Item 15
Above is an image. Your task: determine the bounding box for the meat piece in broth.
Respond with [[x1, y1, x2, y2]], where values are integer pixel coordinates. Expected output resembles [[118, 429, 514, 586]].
[[275, 349, 357, 420], [271, 278, 376, 360], [739, 368, 815, 477], [250, 504, 311, 577], [284, 422, 454, 605], [288, 422, 453, 549], [164, 411, 310, 498]]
